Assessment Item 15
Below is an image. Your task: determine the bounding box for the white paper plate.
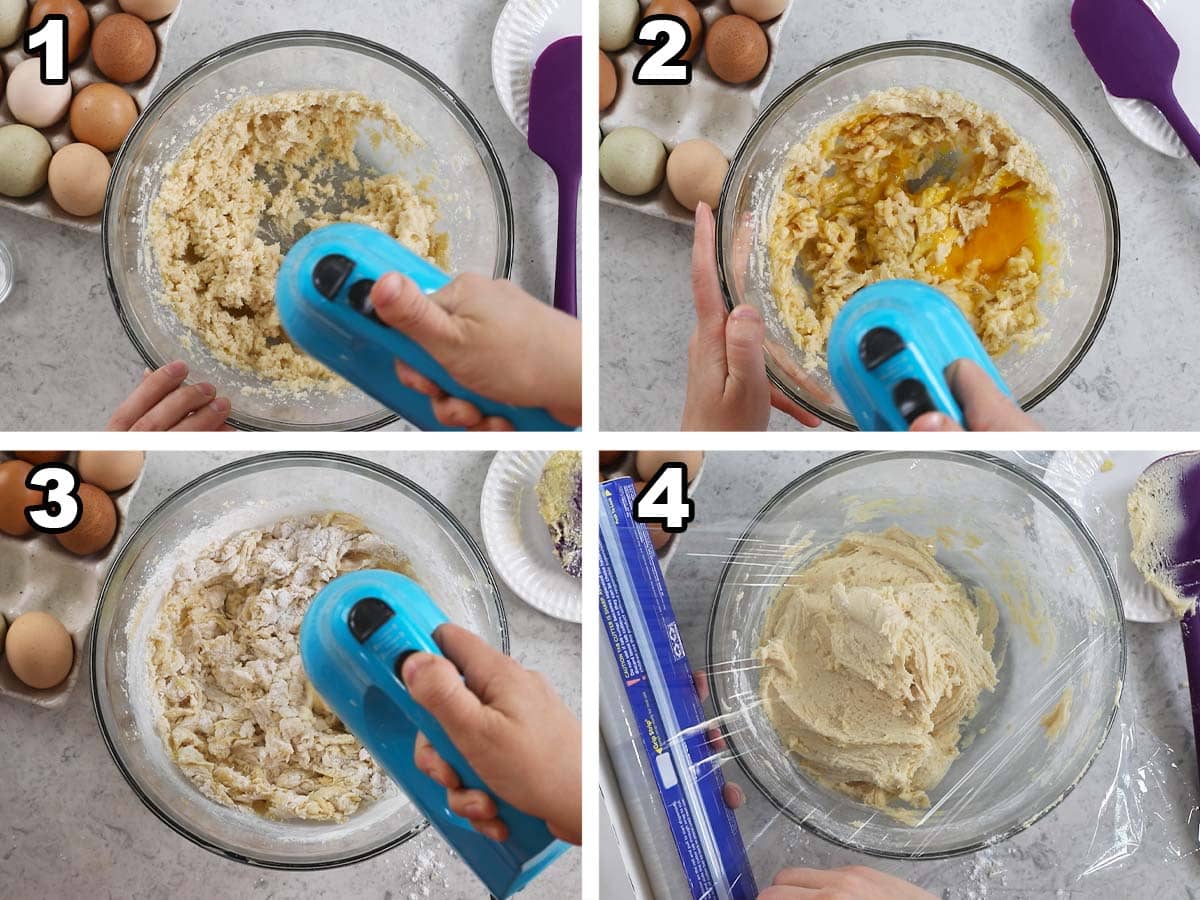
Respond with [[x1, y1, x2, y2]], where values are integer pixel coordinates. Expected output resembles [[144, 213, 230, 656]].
[[492, 0, 581, 137], [481, 450, 581, 623], [1043, 450, 1173, 623], [1095, 0, 1199, 160]]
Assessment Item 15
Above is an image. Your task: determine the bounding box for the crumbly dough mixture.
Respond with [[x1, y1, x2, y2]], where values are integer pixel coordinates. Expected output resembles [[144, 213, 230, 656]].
[[1128, 461, 1195, 617], [148, 512, 412, 821], [767, 88, 1064, 361], [536, 450, 583, 578], [756, 528, 997, 816], [149, 90, 450, 391]]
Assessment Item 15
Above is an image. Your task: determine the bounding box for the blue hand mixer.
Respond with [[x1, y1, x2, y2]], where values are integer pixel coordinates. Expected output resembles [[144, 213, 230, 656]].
[[276, 223, 570, 431], [299, 570, 569, 898], [827, 279, 1013, 431]]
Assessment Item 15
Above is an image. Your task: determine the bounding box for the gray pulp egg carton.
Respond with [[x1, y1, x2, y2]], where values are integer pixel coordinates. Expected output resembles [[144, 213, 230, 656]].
[[599, 451, 705, 568], [0, 0, 183, 233], [0, 451, 144, 708], [600, 0, 794, 225]]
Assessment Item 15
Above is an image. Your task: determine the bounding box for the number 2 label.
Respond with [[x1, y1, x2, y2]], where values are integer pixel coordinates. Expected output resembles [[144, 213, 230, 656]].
[[633, 15, 692, 85], [24, 463, 82, 533], [634, 462, 695, 533]]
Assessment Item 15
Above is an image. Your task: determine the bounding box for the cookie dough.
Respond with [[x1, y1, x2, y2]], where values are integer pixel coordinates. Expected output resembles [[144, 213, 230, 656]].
[[756, 528, 997, 815], [148, 512, 411, 821], [1128, 460, 1195, 617], [767, 88, 1063, 361], [149, 90, 449, 392], [536, 450, 583, 577]]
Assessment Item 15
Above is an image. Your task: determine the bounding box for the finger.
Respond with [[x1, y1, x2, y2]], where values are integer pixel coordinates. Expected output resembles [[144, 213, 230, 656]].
[[171, 398, 232, 432], [691, 202, 728, 347], [414, 731, 461, 790], [757, 887, 817, 899], [130, 382, 216, 432], [431, 395, 484, 429], [706, 726, 727, 752], [772, 868, 838, 888], [769, 385, 822, 428], [393, 359, 444, 398], [401, 651, 488, 744], [722, 305, 768, 399], [468, 416, 516, 432], [431, 623, 517, 703], [723, 782, 743, 809], [107, 361, 188, 430], [475, 818, 510, 843], [909, 411, 964, 432], [371, 272, 458, 356], [692, 670, 710, 704], [949, 359, 1041, 432], [447, 786, 499, 823]]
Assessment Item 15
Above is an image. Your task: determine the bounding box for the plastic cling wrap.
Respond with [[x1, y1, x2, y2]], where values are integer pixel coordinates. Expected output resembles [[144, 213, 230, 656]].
[[600, 452, 1200, 898]]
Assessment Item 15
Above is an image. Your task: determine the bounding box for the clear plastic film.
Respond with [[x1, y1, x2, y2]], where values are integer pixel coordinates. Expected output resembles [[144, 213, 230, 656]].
[[601, 452, 1200, 898]]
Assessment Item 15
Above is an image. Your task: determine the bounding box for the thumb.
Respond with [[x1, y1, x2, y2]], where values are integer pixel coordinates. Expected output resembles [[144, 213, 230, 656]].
[[401, 651, 485, 744], [723, 305, 768, 393], [909, 411, 964, 432], [371, 272, 458, 355]]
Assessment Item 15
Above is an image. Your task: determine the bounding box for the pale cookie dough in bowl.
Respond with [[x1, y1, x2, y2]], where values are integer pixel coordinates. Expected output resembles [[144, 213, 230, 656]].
[[103, 32, 514, 431], [705, 452, 1125, 859], [91, 453, 507, 868], [717, 42, 1119, 429]]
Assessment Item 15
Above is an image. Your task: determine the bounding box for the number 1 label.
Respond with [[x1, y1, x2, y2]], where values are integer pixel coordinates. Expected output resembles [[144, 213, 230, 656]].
[[25, 14, 69, 85]]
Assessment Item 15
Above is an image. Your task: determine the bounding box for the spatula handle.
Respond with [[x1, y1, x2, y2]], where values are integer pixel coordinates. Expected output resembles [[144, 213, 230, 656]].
[[1181, 610, 1200, 788], [553, 168, 580, 317], [1157, 89, 1200, 166]]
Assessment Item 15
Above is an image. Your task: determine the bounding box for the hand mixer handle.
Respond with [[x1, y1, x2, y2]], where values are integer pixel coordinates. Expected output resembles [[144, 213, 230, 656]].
[[300, 571, 568, 899], [276, 223, 571, 432]]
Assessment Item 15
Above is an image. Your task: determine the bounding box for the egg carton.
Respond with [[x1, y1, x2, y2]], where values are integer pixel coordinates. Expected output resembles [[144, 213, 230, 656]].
[[0, 451, 144, 709], [599, 451, 705, 569], [599, 0, 794, 225], [0, 0, 182, 233]]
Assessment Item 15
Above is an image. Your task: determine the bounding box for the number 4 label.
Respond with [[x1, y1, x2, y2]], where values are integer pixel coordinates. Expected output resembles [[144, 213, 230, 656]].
[[24, 463, 82, 533], [634, 463, 695, 533]]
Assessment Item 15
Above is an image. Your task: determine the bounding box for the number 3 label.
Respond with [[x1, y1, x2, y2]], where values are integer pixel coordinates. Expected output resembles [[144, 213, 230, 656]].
[[634, 463, 695, 533], [24, 463, 82, 533], [633, 15, 692, 85]]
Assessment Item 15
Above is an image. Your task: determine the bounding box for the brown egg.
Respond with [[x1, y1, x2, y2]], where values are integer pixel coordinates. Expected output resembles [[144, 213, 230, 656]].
[[77, 450, 143, 491], [90, 13, 156, 84], [0, 459, 40, 536], [666, 139, 729, 211], [117, 0, 179, 21], [705, 14, 768, 84], [599, 50, 617, 112], [29, 0, 91, 63], [635, 450, 705, 482], [12, 451, 67, 464], [5, 611, 74, 690], [48, 142, 110, 216], [599, 450, 626, 466], [645, 0, 703, 60], [55, 482, 116, 555], [70, 82, 138, 152]]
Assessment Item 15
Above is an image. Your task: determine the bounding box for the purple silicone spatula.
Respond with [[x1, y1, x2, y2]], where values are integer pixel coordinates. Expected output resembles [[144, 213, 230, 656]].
[[528, 35, 581, 318], [1072, 0, 1200, 165], [1129, 453, 1200, 788]]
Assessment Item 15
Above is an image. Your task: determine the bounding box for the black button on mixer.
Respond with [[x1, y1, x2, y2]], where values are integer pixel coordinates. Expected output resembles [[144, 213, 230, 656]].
[[394, 650, 418, 684], [892, 379, 937, 425], [312, 254, 355, 300], [347, 279, 377, 318], [859, 327, 905, 370], [347, 597, 394, 643]]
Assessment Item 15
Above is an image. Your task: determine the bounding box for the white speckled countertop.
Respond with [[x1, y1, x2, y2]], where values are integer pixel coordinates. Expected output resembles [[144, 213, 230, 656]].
[[0, 0, 565, 431], [629, 451, 1196, 899], [600, 0, 1200, 431], [0, 451, 581, 899]]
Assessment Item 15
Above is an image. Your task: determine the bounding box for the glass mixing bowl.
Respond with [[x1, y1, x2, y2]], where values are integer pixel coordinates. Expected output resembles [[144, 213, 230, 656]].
[[706, 452, 1125, 859], [103, 32, 514, 431], [91, 452, 507, 868], [717, 42, 1120, 429]]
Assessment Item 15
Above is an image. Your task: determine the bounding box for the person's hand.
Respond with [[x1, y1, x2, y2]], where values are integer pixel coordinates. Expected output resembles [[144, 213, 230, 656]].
[[692, 670, 744, 810], [909, 360, 1041, 432], [682, 202, 820, 431], [106, 361, 232, 431], [368, 274, 581, 430], [400, 624, 582, 845], [760, 867, 937, 900]]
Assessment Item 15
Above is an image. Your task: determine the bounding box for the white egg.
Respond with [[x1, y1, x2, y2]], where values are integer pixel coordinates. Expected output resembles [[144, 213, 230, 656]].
[[6, 58, 73, 129]]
